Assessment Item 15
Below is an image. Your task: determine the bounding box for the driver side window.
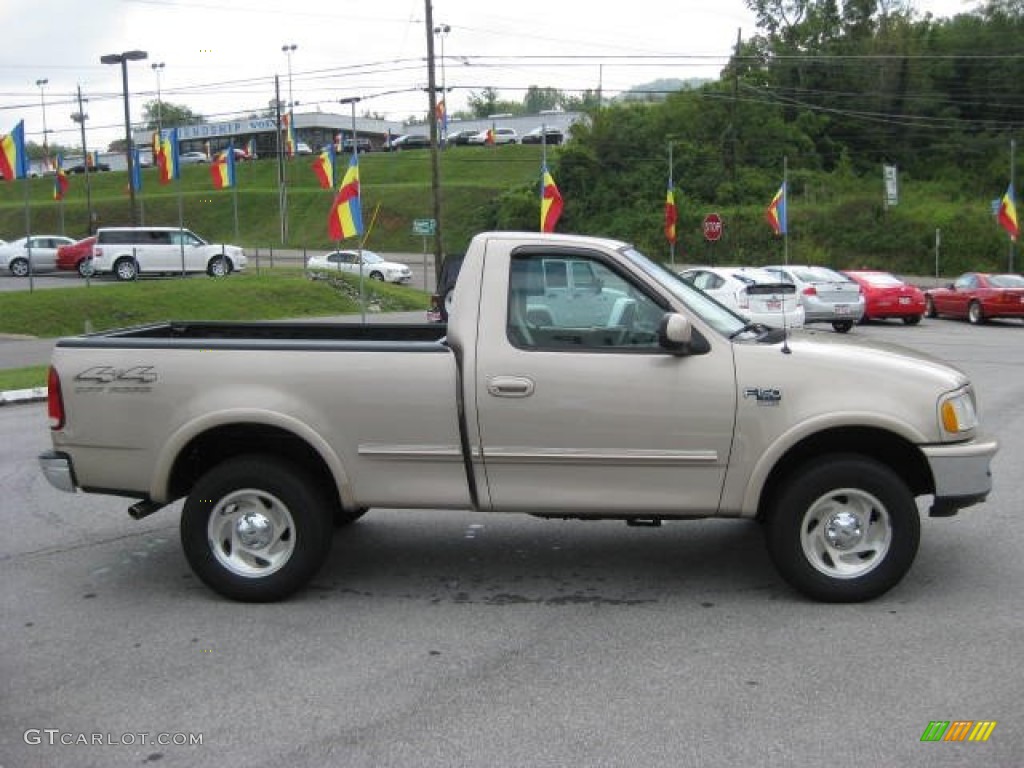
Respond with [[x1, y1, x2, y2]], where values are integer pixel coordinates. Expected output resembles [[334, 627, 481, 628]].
[[508, 253, 665, 351]]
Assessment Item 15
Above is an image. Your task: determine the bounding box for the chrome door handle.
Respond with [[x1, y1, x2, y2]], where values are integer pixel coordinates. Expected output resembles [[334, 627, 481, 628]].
[[487, 376, 535, 398]]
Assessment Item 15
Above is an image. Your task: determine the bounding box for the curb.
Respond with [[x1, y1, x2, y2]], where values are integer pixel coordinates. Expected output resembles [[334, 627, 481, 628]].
[[0, 387, 48, 406]]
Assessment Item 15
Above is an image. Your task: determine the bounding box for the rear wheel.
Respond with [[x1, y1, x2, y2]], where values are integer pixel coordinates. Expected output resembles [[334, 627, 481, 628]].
[[180, 455, 333, 602], [114, 258, 138, 281], [831, 320, 853, 333], [369, 271, 385, 281], [765, 455, 920, 602], [968, 301, 984, 325], [903, 314, 921, 325], [9, 257, 29, 277]]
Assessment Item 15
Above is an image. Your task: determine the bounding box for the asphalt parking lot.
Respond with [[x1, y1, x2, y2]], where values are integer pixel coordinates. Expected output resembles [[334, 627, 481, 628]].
[[0, 315, 1021, 768]]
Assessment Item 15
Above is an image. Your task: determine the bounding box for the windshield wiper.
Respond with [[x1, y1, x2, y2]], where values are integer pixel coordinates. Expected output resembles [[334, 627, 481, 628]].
[[729, 322, 771, 339]]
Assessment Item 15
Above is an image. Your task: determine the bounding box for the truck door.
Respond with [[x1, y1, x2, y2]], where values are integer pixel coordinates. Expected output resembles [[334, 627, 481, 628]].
[[472, 249, 736, 515]]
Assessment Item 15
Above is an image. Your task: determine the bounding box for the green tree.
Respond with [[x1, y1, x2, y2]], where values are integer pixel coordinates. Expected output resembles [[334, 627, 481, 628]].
[[142, 100, 205, 130]]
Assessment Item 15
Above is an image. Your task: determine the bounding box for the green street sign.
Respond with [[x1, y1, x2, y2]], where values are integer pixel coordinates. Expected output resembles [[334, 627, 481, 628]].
[[412, 218, 436, 236]]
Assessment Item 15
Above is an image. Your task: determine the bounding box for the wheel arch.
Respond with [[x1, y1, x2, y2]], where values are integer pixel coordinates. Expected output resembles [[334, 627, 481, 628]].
[[753, 427, 933, 522], [154, 413, 354, 513]]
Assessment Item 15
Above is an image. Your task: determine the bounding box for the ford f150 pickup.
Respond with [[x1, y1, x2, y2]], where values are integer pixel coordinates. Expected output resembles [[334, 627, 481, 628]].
[[40, 231, 998, 603]]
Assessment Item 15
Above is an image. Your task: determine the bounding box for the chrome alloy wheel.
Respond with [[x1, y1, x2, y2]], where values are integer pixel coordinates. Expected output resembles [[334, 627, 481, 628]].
[[799, 488, 892, 580], [207, 489, 296, 578]]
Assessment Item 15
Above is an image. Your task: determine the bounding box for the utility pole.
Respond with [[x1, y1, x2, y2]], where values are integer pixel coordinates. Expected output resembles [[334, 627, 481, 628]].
[[425, 0, 445, 283], [71, 86, 95, 234]]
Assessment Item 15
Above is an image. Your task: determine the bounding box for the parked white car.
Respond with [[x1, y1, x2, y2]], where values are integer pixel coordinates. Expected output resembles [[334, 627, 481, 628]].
[[678, 266, 805, 329], [90, 227, 246, 281], [467, 127, 518, 145], [307, 249, 412, 284], [1, 235, 76, 276]]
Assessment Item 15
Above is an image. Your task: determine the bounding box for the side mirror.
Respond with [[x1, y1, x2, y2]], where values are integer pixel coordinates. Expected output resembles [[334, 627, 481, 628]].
[[658, 313, 692, 354]]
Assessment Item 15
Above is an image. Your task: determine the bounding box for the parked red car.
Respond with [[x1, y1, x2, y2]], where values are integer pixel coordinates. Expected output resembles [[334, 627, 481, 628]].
[[925, 272, 1024, 324], [841, 270, 926, 324], [56, 236, 97, 277]]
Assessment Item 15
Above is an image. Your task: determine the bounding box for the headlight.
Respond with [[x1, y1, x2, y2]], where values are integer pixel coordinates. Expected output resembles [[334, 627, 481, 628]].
[[939, 388, 978, 436]]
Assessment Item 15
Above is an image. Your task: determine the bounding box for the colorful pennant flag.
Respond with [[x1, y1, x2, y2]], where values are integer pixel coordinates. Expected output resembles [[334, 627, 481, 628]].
[[436, 100, 447, 132], [0, 121, 29, 181], [540, 165, 564, 233], [311, 145, 336, 190], [665, 184, 678, 245], [766, 182, 787, 236], [284, 112, 296, 158], [53, 153, 69, 200], [152, 130, 161, 159], [157, 128, 179, 184], [327, 155, 364, 240], [997, 183, 1019, 241], [485, 127, 496, 146], [210, 144, 236, 190], [131, 146, 143, 193], [246, 137, 256, 159]]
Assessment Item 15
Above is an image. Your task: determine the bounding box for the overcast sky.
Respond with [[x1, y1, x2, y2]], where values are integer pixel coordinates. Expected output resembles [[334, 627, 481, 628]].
[[1, 0, 977, 150]]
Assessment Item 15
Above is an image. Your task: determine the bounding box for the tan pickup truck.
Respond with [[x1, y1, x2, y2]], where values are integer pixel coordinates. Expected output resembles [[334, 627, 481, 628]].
[[39, 231, 998, 603]]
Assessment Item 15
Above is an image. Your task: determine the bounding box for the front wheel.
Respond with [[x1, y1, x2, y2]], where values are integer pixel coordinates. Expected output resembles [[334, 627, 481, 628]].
[[180, 455, 333, 602], [925, 296, 937, 318], [831, 320, 853, 333], [207, 256, 230, 277], [77, 258, 95, 278], [968, 301, 984, 325], [765, 455, 920, 602], [903, 314, 922, 325]]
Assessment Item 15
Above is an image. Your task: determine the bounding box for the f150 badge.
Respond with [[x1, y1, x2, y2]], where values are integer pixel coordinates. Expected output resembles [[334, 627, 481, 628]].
[[743, 387, 782, 405], [74, 365, 157, 394]]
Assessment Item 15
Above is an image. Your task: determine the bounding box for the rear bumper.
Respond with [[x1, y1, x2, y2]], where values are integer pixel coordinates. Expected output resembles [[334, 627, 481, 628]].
[[38, 450, 77, 494], [921, 437, 999, 515]]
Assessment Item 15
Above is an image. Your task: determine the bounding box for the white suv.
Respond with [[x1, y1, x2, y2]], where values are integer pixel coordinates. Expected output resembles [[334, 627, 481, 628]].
[[91, 227, 246, 281]]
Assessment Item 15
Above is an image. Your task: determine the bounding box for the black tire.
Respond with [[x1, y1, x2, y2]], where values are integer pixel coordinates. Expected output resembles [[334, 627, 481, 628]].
[[903, 314, 921, 325], [765, 455, 920, 602], [9, 257, 29, 277], [968, 301, 984, 325], [114, 257, 138, 281], [924, 296, 937, 318], [180, 454, 333, 602], [831, 320, 853, 333], [369, 271, 385, 281], [77, 258, 94, 278], [207, 256, 229, 277]]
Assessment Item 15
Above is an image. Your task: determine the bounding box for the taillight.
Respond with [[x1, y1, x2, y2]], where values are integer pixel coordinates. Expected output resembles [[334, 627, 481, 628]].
[[47, 366, 65, 430], [803, 286, 817, 296], [736, 289, 750, 309]]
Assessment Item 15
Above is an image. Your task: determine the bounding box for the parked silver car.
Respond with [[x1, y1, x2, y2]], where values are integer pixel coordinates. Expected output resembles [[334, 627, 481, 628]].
[[763, 265, 865, 332], [0, 235, 76, 276]]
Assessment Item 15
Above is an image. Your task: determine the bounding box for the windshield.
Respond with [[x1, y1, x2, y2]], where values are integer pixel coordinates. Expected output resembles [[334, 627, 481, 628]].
[[620, 247, 748, 336]]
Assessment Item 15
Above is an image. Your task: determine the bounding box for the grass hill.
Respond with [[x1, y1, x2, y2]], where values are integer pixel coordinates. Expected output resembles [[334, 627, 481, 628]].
[[0, 145, 549, 255]]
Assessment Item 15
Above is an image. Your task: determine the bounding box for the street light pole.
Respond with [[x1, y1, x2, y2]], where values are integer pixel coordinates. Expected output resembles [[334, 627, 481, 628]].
[[35, 79, 49, 170], [151, 62, 165, 141], [433, 23, 449, 145], [71, 86, 95, 234], [281, 44, 297, 108], [101, 49, 148, 226]]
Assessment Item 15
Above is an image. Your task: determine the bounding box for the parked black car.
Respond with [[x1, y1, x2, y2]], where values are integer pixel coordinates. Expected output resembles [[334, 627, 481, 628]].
[[520, 126, 564, 145]]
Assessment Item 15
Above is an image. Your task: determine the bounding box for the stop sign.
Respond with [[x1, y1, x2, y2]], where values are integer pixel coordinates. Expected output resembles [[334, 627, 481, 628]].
[[703, 213, 723, 242]]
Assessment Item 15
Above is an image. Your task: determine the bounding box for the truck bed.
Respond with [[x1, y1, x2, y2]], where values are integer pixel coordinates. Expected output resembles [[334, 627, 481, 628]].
[[56, 321, 448, 351]]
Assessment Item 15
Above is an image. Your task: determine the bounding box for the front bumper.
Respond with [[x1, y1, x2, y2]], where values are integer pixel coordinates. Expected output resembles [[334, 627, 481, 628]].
[[922, 436, 999, 516], [39, 450, 77, 494]]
